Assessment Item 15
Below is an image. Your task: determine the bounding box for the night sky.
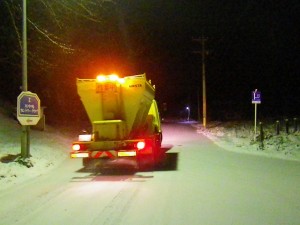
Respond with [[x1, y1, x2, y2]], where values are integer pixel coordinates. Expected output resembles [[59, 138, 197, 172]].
[[0, 1, 299, 123], [121, 1, 300, 120]]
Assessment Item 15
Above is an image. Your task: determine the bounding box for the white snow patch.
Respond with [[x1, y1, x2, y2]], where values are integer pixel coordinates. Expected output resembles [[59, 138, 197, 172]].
[[0, 109, 71, 191], [194, 120, 300, 162]]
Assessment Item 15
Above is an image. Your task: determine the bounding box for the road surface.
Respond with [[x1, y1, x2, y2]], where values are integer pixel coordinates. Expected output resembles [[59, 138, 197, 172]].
[[0, 122, 299, 225]]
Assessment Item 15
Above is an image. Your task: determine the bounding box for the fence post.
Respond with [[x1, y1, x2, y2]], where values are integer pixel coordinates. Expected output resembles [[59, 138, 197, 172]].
[[294, 118, 298, 132], [285, 119, 289, 134], [259, 122, 264, 149], [276, 120, 280, 135]]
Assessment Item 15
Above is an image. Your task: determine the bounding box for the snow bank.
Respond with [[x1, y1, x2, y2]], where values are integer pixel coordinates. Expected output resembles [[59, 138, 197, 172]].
[[195, 120, 300, 162], [0, 109, 71, 191]]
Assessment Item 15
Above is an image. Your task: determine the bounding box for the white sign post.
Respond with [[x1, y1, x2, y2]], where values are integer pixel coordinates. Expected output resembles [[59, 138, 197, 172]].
[[17, 91, 41, 158], [252, 89, 261, 140], [17, 91, 41, 125]]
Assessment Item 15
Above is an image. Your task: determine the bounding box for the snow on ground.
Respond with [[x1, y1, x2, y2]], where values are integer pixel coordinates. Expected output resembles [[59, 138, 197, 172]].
[[1, 108, 299, 192], [0, 108, 71, 191], [194, 120, 300, 162]]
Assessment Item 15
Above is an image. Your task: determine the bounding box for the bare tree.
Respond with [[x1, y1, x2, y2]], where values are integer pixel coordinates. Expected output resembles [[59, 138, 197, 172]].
[[1, 0, 117, 70]]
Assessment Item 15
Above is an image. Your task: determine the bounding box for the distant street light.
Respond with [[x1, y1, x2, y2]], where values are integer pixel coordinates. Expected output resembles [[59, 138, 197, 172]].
[[186, 107, 190, 121]]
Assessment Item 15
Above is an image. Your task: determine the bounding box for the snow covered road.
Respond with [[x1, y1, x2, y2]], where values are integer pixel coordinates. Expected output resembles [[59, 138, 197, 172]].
[[0, 122, 299, 225]]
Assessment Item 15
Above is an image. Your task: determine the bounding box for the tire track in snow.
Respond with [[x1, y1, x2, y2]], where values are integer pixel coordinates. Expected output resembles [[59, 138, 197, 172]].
[[91, 185, 139, 225]]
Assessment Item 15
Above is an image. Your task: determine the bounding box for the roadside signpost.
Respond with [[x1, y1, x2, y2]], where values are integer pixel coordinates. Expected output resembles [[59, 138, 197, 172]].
[[20, 0, 32, 161], [17, 91, 41, 125], [252, 89, 261, 140], [17, 91, 41, 158], [252, 89, 261, 104]]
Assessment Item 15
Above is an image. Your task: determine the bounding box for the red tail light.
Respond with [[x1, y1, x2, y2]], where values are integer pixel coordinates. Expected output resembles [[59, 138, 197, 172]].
[[136, 141, 146, 150], [72, 144, 87, 151]]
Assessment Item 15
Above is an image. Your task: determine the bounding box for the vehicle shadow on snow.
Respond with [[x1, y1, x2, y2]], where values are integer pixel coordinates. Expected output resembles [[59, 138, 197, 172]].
[[156, 144, 178, 171], [71, 144, 178, 182]]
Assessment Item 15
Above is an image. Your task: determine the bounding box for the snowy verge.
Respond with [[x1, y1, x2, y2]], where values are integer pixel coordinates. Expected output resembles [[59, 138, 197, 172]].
[[193, 121, 300, 162], [0, 110, 72, 191]]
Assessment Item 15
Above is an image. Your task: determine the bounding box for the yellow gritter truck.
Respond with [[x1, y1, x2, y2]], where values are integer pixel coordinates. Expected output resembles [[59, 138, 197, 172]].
[[70, 73, 164, 170]]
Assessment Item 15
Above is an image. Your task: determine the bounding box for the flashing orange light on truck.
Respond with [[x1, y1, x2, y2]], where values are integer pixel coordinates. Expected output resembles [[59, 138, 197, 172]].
[[96, 75, 106, 82], [96, 74, 124, 83]]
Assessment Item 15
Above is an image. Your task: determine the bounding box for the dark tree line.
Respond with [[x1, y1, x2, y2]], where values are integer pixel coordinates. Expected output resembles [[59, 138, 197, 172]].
[[0, 0, 167, 125], [2, 1, 298, 122]]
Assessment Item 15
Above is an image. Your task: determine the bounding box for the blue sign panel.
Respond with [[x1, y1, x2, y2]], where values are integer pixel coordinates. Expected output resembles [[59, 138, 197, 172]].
[[19, 95, 39, 116], [252, 90, 261, 104], [17, 91, 41, 125]]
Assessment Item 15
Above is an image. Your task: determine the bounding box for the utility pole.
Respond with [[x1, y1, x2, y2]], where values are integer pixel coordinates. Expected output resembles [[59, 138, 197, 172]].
[[21, 0, 30, 158], [193, 36, 208, 128]]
